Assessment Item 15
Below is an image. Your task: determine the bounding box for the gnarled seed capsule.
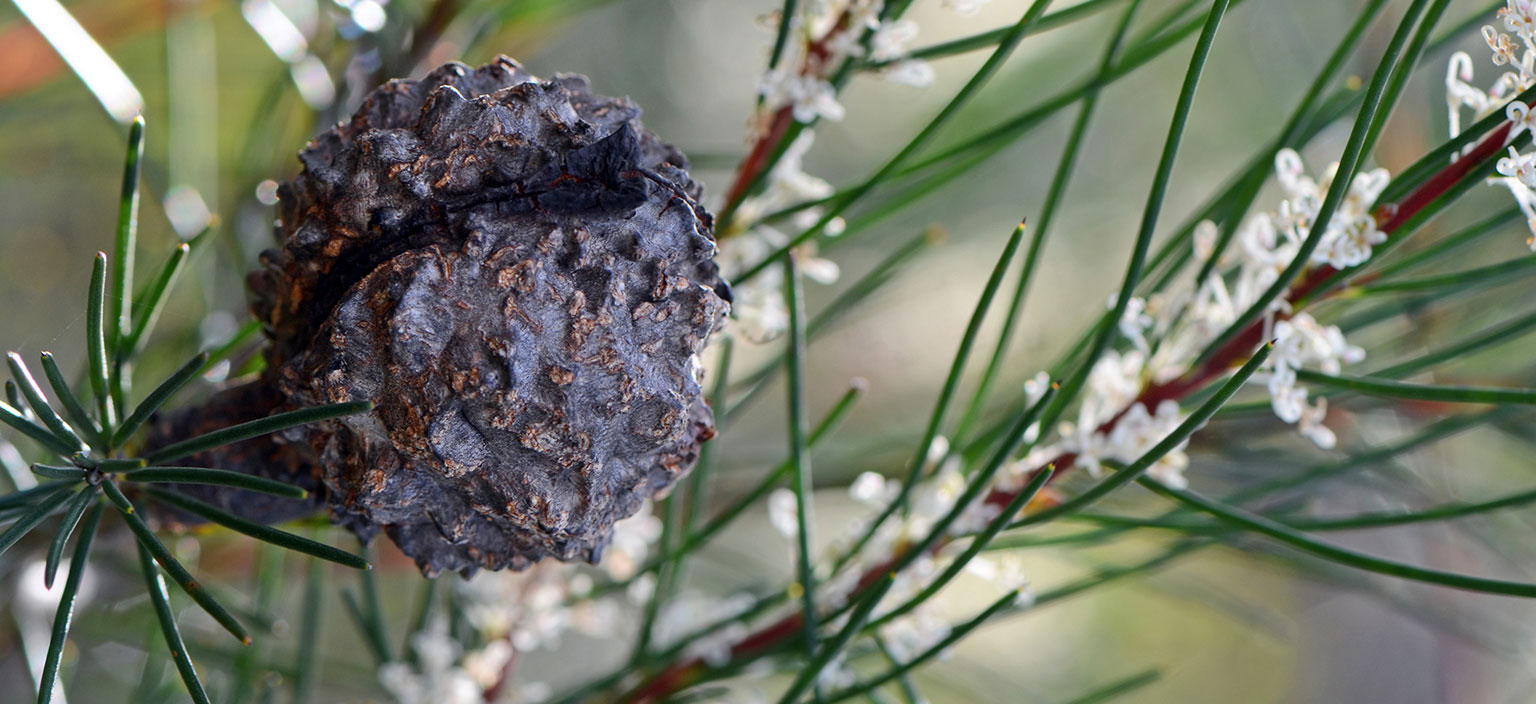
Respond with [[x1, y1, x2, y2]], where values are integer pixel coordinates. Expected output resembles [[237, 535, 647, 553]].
[[158, 57, 729, 576]]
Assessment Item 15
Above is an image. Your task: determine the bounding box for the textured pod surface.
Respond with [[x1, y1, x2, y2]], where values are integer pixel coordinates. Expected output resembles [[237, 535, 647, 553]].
[[243, 57, 728, 575]]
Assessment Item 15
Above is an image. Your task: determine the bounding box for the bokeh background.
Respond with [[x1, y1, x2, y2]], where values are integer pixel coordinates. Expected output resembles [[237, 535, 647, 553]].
[[3, 0, 1535, 702]]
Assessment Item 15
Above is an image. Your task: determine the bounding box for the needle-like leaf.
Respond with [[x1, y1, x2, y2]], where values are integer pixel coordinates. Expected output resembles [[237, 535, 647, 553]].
[[144, 401, 372, 465], [37, 501, 103, 704], [110, 116, 145, 413], [119, 243, 190, 360], [137, 541, 212, 704], [144, 488, 366, 568], [43, 485, 98, 589], [86, 252, 114, 428], [0, 401, 80, 458], [107, 481, 251, 645], [7, 353, 82, 451], [0, 485, 75, 557], [119, 466, 306, 498], [1294, 369, 1536, 406], [39, 353, 104, 452], [113, 352, 209, 447], [30, 465, 86, 481], [1141, 479, 1536, 597], [775, 573, 896, 704]]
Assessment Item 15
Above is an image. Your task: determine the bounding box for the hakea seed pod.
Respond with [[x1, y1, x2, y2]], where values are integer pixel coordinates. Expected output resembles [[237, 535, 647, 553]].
[[157, 57, 730, 575]]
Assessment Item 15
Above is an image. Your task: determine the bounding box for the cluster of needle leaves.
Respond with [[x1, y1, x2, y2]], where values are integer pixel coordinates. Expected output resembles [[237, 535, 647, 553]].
[[0, 118, 371, 704]]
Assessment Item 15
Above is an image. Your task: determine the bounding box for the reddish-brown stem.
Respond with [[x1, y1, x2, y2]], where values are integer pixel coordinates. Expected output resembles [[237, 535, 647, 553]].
[[721, 105, 795, 218], [718, 10, 857, 226]]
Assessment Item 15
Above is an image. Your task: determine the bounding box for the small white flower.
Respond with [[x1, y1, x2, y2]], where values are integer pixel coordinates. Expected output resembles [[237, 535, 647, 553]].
[[1113, 296, 1155, 352], [793, 76, 845, 123], [768, 488, 800, 538], [870, 19, 920, 62], [1447, 52, 1493, 142], [1262, 313, 1362, 447], [1298, 396, 1336, 449], [942, 0, 992, 16], [878, 606, 951, 662], [882, 59, 936, 87], [1194, 220, 1220, 263], [1023, 371, 1051, 405], [925, 434, 951, 466], [966, 555, 1029, 593], [850, 471, 896, 506]]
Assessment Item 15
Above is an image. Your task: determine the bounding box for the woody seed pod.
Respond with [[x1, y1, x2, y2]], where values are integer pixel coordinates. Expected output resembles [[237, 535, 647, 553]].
[[157, 57, 730, 576]]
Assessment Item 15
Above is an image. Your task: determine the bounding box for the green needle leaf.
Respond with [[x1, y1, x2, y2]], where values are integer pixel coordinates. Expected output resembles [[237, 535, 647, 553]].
[[119, 243, 190, 360], [841, 220, 1029, 571], [37, 501, 103, 704], [7, 353, 83, 451], [1140, 479, 1536, 598], [1061, 669, 1163, 704], [956, 0, 1141, 444], [113, 352, 209, 447], [110, 116, 145, 409], [96, 457, 147, 472], [44, 485, 99, 589], [0, 485, 75, 557], [119, 466, 307, 499], [40, 353, 105, 452], [822, 588, 1021, 703], [292, 556, 326, 703], [782, 256, 818, 655], [109, 482, 251, 645], [340, 573, 393, 666], [136, 541, 213, 704], [144, 401, 373, 465], [86, 252, 114, 429], [876, 464, 1055, 627], [144, 488, 366, 569], [0, 483, 74, 513], [775, 573, 896, 704], [764, 0, 798, 77], [30, 464, 86, 481], [1293, 369, 1536, 406], [1355, 255, 1536, 295], [0, 401, 81, 458]]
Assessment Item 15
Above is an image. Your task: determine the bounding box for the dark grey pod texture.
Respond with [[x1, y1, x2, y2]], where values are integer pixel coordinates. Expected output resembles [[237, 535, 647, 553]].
[[248, 57, 729, 575]]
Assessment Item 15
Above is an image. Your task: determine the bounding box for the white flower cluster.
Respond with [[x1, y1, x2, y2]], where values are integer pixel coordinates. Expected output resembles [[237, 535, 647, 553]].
[[756, 0, 935, 125], [378, 620, 497, 704], [1274, 149, 1391, 269], [377, 504, 671, 703], [1027, 149, 1386, 485], [720, 132, 842, 342], [1454, 1, 1536, 249], [1051, 349, 1193, 488], [652, 591, 759, 667], [942, 0, 993, 16], [799, 440, 1030, 664], [1265, 313, 1363, 450]]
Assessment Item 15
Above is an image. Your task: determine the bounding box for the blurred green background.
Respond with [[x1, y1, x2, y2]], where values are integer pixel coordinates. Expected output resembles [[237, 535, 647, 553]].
[[3, 0, 1536, 702]]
